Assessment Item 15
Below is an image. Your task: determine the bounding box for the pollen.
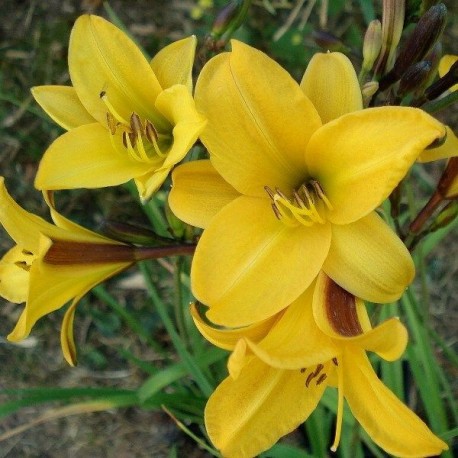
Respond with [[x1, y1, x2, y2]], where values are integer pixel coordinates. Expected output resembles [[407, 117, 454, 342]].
[[265, 180, 333, 227]]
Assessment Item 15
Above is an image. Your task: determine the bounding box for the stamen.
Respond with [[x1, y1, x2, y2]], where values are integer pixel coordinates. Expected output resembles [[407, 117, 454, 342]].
[[15, 261, 31, 271], [100, 92, 128, 125], [332, 357, 338, 366], [316, 373, 327, 385], [265, 180, 330, 227], [305, 372, 315, 388], [130, 113, 144, 135], [145, 120, 158, 143], [300, 368, 306, 373], [106, 113, 118, 135], [311, 180, 334, 211], [313, 364, 324, 377]]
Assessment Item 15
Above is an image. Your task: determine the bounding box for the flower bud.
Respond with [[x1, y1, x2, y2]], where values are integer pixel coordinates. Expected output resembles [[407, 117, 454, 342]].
[[398, 60, 432, 96], [374, 0, 405, 76], [425, 60, 458, 100], [362, 20, 382, 73], [312, 30, 344, 52], [392, 3, 447, 79], [210, 0, 251, 40]]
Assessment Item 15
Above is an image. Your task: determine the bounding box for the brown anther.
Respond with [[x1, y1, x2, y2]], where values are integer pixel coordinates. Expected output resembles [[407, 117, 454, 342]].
[[305, 372, 315, 388], [99, 90, 106, 99], [275, 188, 288, 200], [299, 184, 314, 206], [293, 190, 303, 207], [145, 120, 158, 143], [316, 374, 328, 385], [122, 132, 128, 148], [128, 132, 137, 148], [271, 203, 282, 220], [21, 249, 33, 256], [313, 364, 324, 377], [311, 180, 326, 200], [106, 113, 117, 135], [15, 261, 31, 271], [332, 357, 338, 366], [130, 113, 144, 135], [300, 368, 306, 373]]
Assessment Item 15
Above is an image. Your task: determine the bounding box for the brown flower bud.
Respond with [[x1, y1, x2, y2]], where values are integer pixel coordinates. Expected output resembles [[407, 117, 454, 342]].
[[398, 60, 432, 96]]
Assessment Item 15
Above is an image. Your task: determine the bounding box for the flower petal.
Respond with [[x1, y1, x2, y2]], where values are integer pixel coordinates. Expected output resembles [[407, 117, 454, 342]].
[[69, 15, 168, 131], [0, 177, 65, 251], [306, 107, 445, 224], [418, 126, 458, 162], [61, 300, 79, 366], [190, 303, 278, 351], [192, 196, 331, 326], [0, 246, 31, 303], [34, 123, 151, 191], [31, 85, 96, 130], [247, 285, 338, 369], [323, 212, 415, 303], [343, 348, 448, 457], [300, 52, 362, 123], [205, 358, 328, 458], [195, 40, 321, 197], [150, 36, 197, 93], [169, 160, 240, 228], [7, 235, 130, 341]]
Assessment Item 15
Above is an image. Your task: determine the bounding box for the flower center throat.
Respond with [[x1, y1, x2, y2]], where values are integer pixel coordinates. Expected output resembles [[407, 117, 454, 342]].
[[265, 180, 333, 227]]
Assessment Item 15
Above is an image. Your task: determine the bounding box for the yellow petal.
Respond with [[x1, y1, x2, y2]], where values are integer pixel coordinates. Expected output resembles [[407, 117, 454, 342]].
[[323, 212, 415, 303], [343, 349, 448, 457], [227, 339, 253, 379], [205, 358, 328, 458], [300, 52, 362, 123], [190, 303, 278, 351], [0, 246, 31, 303], [247, 285, 338, 369], [169, 160, 240, 229], [0, 177, 65, 251], [61, 300, 79, 366], [306, 107, 445, 224], [7, 235, 130, 341], [150, 36, 197, 93], [439, 54, 458, 92], [31, 85, 96, 130], [192, 196, 331, 326], [34, 124, 150, 191], [419, 126, 458, 162], [69, 15, 168, 131], [349, 318, 408, 361], [195, 40, 321, 197]]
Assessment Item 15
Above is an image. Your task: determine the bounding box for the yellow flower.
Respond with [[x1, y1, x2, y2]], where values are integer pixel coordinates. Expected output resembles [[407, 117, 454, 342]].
[[192, 273, 448, 458], [32, 15, 206, 201], [0, 178, 144, 365], [169, 42, 445, 326]]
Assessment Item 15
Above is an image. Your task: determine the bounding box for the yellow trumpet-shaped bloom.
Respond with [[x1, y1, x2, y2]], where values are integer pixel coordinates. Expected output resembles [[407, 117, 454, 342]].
[[0, 177, 144, 365], [33, 14, 206, 201], [192, 273, 448, 458], [169, 42, 445, 326]]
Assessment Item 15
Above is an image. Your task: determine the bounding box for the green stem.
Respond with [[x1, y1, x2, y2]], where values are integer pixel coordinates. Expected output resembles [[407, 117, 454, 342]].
[[139, 261, 214, 397]]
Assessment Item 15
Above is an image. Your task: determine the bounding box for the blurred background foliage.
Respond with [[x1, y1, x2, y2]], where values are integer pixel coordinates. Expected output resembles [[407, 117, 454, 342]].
[[0, 0, 457, 457]]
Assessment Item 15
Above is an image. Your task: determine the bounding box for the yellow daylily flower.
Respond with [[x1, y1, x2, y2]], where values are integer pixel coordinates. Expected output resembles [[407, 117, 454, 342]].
[[32, 14, 206, 201], [169, 42, 445, 327], [0, 177, 149, 365], [438, 54, 458, 92], [192, 273, 448, 458]]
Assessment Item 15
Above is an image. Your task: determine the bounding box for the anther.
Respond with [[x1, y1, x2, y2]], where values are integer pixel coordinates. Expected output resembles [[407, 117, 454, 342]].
[[271, 203, 282, 220], [130, 113, 144, 135], [264, 186, 275, 200], [300, 368, 306, 373], [332, 357, 338, 366], [15, 261, 31, 271], [145, 120, 158, 142], [106, 113, 118, 135], [316, 374, 328, 385], [21, 249, 33, 256], [313, 364, 324, 377], [305, 372, 315, 388]]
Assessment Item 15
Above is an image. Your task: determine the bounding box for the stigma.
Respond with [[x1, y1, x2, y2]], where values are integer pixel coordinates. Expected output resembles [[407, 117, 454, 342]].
[[265, 180, 333, 227]]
